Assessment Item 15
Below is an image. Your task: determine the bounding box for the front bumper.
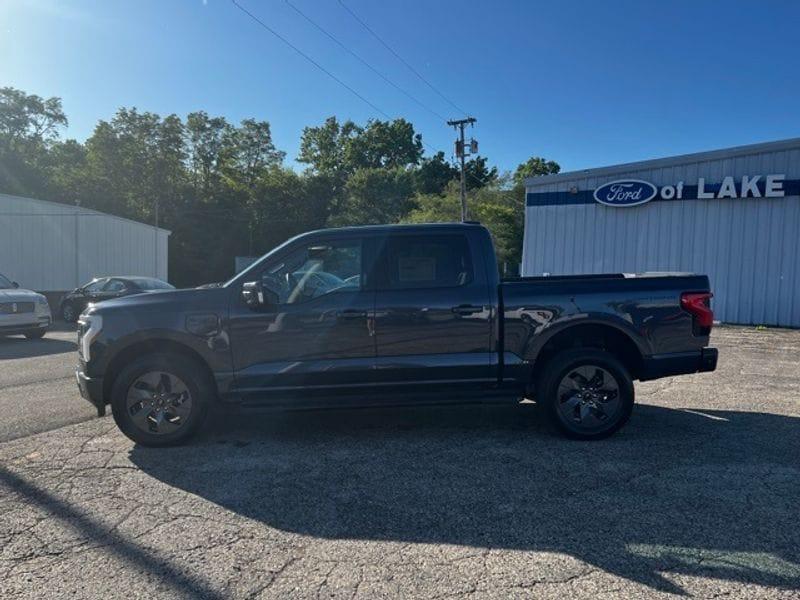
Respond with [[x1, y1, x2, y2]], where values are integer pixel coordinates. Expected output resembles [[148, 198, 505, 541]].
[[76, 368, 106, 416], [639, 347, 718, 381], [0, 316, 50, 336]]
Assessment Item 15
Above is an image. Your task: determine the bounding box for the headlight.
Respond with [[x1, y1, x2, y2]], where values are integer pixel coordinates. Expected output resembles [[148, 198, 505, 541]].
[[78, 315, 103, 362]]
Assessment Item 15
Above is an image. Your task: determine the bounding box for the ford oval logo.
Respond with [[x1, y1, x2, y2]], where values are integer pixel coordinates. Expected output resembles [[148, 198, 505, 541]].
[[593, 179, 658, 207]]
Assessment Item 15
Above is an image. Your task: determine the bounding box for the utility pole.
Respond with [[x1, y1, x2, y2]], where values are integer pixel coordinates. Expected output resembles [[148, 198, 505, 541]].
[[154, 197, 160, 278], [447, 117, 477, 221]]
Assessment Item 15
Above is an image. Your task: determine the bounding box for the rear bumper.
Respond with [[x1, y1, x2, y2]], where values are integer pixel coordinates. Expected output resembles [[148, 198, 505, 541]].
[[76, 368, 106, 415], [639, 347, 718, 381]]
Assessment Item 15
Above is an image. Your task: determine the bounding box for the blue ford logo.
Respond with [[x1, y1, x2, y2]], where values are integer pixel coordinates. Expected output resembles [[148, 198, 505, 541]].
[[593, 179, 658, 207]]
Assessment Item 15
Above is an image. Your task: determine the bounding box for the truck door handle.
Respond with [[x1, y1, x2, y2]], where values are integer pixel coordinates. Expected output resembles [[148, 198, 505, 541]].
[[337, 310, 367, 319], [451, 304, 483, 315]]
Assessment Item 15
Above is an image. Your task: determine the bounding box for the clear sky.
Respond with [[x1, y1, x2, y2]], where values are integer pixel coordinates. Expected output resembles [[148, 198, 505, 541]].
[[2, 0, 799, 174]]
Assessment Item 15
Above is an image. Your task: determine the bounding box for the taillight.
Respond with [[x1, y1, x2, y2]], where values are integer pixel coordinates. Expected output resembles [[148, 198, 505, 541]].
[[681, 292, 714, 328]]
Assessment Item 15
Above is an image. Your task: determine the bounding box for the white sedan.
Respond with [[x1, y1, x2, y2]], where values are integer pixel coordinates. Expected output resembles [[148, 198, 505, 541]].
[[0, 273, 52, 339]]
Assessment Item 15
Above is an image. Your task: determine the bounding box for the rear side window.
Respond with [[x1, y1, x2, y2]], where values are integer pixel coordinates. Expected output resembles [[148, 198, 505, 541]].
[[384, 235, 473, 290]]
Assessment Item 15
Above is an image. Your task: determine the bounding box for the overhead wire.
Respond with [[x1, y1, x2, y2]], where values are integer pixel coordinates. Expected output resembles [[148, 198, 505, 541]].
[[336, 0, 469, 117], [284, 0, 447, 122], [230, 0, 493, 190]]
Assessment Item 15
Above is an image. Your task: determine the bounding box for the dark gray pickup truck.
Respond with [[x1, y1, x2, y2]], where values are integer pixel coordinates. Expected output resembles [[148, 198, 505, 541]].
[[76, 222, 717, 446]]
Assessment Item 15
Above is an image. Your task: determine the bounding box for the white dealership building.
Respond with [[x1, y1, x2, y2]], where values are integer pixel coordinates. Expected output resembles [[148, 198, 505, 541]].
[[0, 193, 170, 294], [523, 138, 800, 327]]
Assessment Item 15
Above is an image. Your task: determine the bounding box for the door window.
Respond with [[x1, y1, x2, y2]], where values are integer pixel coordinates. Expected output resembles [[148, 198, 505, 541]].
[[261, 239, 362, 304], [83, 279, 107, 293], [383, 235, 473, 290], [103, 279, 127, 293]]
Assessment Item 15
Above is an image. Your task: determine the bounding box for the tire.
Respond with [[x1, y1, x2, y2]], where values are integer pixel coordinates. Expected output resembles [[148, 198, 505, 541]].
[[62, 303, 78, 323], [537, 348, 634, 440], [24, 329, 46, 340], [111, 353, 212, 447]]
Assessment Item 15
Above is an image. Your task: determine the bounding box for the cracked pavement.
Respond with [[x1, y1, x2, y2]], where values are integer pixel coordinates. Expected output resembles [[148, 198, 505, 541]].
[[1, 326, 799, 598]]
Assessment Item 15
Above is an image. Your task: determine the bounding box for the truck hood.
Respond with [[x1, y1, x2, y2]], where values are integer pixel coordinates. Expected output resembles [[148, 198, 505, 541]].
[[0, 289, 44, 303], [87, 287, 228, 314]]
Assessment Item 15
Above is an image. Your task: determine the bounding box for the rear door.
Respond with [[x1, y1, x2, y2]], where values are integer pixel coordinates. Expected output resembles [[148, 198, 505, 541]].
[[372, 231, 494, 390]]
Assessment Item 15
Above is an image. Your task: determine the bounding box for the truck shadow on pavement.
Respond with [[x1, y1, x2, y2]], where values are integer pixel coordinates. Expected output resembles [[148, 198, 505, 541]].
[[130, 403, 800, 595], [0, 335, 76, 359]]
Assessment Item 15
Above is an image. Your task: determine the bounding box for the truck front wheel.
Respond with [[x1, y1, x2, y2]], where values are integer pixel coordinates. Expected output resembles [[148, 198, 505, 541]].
[[110, 353, 211, 447], [537, 348, 634, 440]]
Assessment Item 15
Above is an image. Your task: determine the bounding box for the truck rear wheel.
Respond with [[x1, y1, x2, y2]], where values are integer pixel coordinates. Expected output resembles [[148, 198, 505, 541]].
[[537, 348, 634, 440], [111, 353, 211, 447]]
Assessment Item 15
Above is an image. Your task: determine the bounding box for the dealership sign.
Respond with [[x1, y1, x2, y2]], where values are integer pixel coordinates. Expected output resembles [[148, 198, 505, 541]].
[[593, 175, 787, 207]]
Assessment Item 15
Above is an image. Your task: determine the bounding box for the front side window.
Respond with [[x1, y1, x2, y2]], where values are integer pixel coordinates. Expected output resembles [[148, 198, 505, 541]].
[[83, 279, 107, 293], [384, 235, 473, 290], [261, 239, 362, 304], [104, 279, 127, 293], [0, 274, 13, 289]]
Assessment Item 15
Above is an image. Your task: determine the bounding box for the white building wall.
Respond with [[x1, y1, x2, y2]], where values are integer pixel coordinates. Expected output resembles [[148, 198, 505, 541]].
[[0, 194, 169, 291], [523, 140, 800, 327]]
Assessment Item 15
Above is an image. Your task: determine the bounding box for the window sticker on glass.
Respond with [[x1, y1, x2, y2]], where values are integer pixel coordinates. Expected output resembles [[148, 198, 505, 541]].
[[398, 256, 436, 282]]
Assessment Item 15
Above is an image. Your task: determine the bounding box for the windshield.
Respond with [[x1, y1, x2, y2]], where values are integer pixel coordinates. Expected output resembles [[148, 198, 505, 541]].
[[0, 274, 14, 289]]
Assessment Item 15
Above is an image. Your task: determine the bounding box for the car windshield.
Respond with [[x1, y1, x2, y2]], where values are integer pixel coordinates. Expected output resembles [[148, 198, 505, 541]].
[[0, 274, 14, 289]]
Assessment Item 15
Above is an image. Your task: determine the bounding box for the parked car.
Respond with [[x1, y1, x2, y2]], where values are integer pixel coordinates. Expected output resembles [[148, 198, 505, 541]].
[[75, 223, 718, 446], [59, 276, 174, 322], [0, 273, 52, 339]]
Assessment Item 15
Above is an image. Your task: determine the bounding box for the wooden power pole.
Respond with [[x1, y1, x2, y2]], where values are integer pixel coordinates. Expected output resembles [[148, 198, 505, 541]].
[[447, 117, 477, 221]]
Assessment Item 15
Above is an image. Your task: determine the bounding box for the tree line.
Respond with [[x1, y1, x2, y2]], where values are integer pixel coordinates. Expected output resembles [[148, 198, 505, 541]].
[[0, 86, 560, 286]]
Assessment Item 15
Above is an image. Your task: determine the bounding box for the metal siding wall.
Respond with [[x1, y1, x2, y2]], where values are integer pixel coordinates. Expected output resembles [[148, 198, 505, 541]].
[[0, 194, 170, 291], [524, 146, 800, 327]]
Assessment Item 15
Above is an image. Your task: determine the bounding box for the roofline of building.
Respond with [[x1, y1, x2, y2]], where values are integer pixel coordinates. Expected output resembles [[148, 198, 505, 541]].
[[0, 193, 172, 234], [524, 137, 800, 187]]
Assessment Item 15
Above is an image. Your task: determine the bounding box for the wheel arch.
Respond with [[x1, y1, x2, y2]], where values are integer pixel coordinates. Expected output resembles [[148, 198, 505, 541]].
[[102, 338, 217, 403], [532, 322, 645, 382]]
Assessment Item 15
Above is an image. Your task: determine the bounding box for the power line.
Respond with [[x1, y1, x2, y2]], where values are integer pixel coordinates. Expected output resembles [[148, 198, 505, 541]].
[[283, 0, 447, 122], [336, 0, 468, 117], [230, 0, 390, 120], [230, 0, 492, 192]]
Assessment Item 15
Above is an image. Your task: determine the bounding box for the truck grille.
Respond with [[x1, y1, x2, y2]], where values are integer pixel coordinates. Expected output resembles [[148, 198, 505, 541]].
[[0, 302, 34, 314]]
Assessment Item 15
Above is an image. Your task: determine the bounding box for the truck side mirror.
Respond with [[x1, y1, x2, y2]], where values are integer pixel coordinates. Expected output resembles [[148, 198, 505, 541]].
[[242, 281, 279, 308], [12, 281, 19, 289]]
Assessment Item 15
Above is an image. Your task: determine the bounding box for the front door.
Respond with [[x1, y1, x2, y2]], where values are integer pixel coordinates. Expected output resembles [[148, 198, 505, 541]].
[[372, 231, 494, 390], [228, 235, 377, 401]]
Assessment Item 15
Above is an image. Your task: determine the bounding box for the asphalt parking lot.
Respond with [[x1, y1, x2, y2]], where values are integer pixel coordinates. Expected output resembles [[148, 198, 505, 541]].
[[0, 326, 799, 598], [0, 327, 96, 443]]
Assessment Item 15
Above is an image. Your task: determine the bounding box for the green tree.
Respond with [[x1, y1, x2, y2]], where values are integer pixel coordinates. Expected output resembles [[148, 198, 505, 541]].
[[224, 118, 285, 187], [464, 155, 499, 190], [344, 118, 423, 170], [406, 176, 523, 269], [0, 87, 68, 197], [513, 156, 561, 186], [185, 111, 235, 194], [0, 86, 67, 148], [299, 116, 423, 179], [415, 151, 458, 195], [297, 116, 360, 181], [332, 167, 415, 226]]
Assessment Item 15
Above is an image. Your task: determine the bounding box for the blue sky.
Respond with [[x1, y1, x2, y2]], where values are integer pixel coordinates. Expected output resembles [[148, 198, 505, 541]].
[[2, 0, 799, 174]]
